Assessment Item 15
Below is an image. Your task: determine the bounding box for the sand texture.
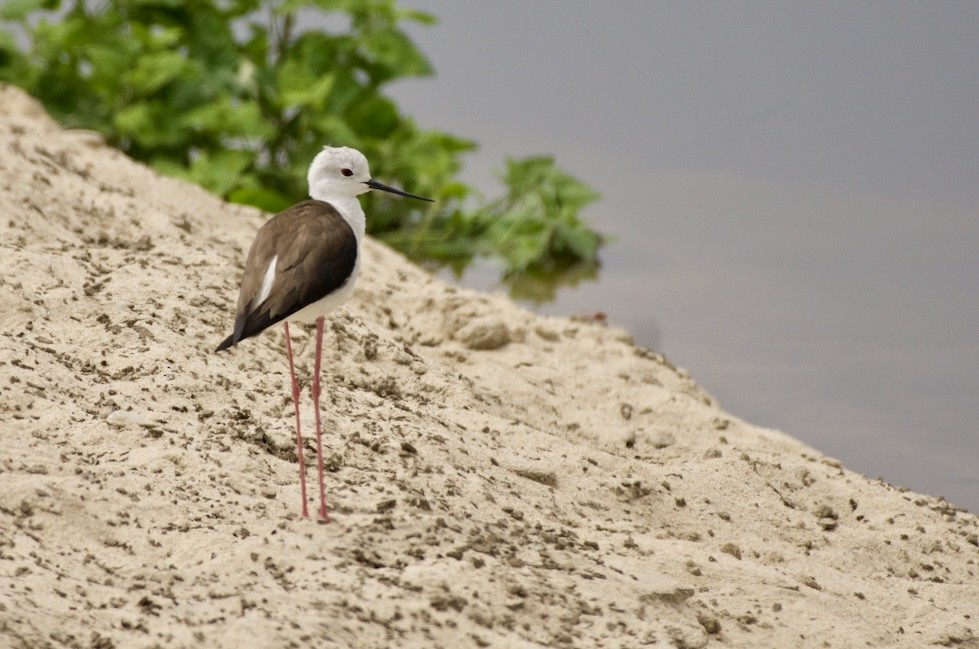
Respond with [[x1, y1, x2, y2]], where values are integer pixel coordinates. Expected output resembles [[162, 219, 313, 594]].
[[1, 85, 977, 648]]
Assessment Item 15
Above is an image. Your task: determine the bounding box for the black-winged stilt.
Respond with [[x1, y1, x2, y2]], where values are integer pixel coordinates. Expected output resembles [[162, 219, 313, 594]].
[[216, 146, 432, 521]]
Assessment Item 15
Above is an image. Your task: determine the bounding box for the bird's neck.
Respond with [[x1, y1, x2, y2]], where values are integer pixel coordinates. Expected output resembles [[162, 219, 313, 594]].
[[322, 195, 366, 241]]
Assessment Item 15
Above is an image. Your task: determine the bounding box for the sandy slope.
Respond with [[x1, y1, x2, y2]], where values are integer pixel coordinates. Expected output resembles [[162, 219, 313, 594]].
[[0, 85, 976, 648]]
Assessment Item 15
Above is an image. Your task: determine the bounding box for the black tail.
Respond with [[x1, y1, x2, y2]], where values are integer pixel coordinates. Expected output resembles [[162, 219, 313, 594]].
[[215, 334, 237, 352], [214, 310, 282, 352]]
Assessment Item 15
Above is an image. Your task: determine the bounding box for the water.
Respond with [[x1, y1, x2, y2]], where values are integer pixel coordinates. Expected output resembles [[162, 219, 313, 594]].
[[386, 1, 979, 511]]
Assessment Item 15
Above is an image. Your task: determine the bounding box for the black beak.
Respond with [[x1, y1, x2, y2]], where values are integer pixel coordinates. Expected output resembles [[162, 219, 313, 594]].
[[365, 178, 434, 202]]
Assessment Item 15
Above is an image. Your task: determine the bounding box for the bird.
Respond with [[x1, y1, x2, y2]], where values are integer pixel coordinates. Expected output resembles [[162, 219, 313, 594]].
[[216, 146, 432, 521]]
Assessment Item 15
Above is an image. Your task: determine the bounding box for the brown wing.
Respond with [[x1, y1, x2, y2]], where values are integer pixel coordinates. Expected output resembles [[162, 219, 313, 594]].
[[215, 200, 358, 351]]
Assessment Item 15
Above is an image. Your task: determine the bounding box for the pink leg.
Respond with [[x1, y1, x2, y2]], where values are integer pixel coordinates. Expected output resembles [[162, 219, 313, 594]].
[[283, 321, 309, 519], [312, 316, 331, 522]]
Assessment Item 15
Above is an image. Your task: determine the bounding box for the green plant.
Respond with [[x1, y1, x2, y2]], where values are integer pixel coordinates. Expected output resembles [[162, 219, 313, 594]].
[[0, 0, 604, 299]]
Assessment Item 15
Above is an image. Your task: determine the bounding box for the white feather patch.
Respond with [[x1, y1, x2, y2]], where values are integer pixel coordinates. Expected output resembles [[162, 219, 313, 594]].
[[255, 255, 277, 307]]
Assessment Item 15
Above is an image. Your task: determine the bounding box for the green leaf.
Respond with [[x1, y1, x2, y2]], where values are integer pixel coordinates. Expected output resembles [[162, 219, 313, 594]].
[[310, 0, 391, 14], [126, 51, 188, 93], [310, 114, 363, 148], [141, 25, 184, 50], [150, 157, 194, 182], [187, 149, 254, 196], [0, 28, 19, 61], [180, 98, 275, 140], [228, 184, 292, 213], [84, 44, 132, 85], [129, 0, 187, 8], [0, 0, 46, 21], [276, 59, 334, 107], [114, 102, 188, 148], [362, 27, 432, 77], [345, 95, 398, 138], [556, 223, 600, 260], [396, 8, 437, 26]]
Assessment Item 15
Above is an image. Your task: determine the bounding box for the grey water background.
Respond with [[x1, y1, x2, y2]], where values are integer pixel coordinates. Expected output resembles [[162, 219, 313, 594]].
[[383, 2, 979, 511]]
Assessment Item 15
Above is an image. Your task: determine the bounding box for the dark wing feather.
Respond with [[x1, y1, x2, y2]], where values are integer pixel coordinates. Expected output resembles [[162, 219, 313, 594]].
[[215, 200, 358, 351]]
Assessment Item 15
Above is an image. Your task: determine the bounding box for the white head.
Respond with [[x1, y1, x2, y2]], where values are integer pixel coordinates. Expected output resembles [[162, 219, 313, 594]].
[[307, 146, 372, 202], [307, 145, 434, 205]]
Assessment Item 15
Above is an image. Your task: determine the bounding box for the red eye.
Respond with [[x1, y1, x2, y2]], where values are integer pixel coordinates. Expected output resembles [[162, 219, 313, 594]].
[[341, 168, 353, 177]]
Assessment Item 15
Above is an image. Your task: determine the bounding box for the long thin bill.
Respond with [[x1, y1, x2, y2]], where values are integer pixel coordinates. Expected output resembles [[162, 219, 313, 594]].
[[365, 178, 433, 202]]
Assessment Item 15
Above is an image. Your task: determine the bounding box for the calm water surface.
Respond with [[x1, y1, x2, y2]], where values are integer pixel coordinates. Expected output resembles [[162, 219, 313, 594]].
[[385, 2, 979, 510]]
